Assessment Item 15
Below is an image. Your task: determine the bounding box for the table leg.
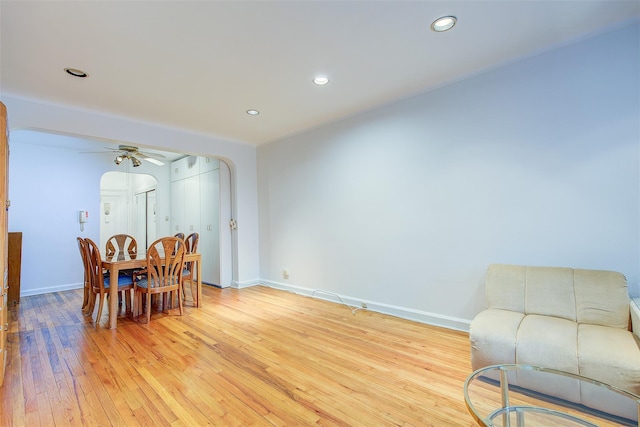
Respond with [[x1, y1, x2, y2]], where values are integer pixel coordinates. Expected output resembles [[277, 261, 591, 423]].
[[196, 256, 202, 308], [108, 265, 119, 329], [500, 368, 510, 427]]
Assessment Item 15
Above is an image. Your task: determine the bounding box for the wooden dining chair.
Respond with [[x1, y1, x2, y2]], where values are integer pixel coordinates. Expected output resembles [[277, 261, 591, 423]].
[[174, 232, 185, 241], [106, 234, 138, 280], [133, 236, 186, 324], [76, 237, 94, 314], [182, 232, 199, 304], [85, 238, 134, 325], [106, 234, 137, 259]]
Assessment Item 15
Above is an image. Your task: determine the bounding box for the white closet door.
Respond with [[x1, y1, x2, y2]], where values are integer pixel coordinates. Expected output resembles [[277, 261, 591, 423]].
[[200, 169, 220, 285], [134, 192, 147, 248], [100, 191, 129, 250], [147, 191, 157, 247]]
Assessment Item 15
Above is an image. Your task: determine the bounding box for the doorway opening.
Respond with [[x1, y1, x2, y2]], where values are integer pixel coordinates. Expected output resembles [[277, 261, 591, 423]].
[[100, 171, 157, 252]]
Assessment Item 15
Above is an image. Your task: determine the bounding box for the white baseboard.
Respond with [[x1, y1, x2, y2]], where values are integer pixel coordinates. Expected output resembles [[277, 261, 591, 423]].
[[231, 279, 262, 289], [260, 280, 471, 332], [20, 282, 84, 297]]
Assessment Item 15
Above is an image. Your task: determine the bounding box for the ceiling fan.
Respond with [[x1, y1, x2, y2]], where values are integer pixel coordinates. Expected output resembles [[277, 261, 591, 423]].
[[89, 144, 166, 167]]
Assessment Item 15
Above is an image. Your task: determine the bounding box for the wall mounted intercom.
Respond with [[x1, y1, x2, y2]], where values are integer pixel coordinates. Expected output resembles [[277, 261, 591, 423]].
[[79, 210, 88, 231]]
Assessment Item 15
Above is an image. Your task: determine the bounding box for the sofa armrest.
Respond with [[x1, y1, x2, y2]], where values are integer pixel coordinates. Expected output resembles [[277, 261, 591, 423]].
[[630, 298, 640, 339]]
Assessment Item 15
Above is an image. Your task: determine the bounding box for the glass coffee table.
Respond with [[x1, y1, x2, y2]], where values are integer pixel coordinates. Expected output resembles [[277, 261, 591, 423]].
[[465, 364, 640, 426]]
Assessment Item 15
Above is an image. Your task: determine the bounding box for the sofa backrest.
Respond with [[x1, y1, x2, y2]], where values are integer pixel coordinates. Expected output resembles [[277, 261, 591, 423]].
[[485, 264, 629, 329]]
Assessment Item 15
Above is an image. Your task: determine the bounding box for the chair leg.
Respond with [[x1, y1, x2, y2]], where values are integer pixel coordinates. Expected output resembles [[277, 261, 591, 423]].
[[82, 283, 89, 312], [146, 291, 152, 324], [189, 279, 196, 305], [132, 289, 137, 318], [90, 291, 97, 314], [84, 291, 95, 316], [124, 289, 132, 313], [177, 285, 183, 316], [85, 293, 95, 319], [133, 289, 141, 319], [95, 293, 106, 325]]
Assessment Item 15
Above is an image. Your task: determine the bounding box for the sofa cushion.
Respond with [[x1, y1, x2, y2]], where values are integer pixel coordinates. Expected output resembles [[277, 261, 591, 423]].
[[524, 267, 576, 321], [578, 324, 640, 394], [574, 269, 629, 329], [469, 309, 524, 370], [515, 314, 581, 403], [486, 264, 526, 312], [515, 315, 578, 372], [578, 324, 640, 420]]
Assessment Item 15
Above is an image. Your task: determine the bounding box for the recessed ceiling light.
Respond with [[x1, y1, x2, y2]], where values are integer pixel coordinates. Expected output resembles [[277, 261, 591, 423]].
[[64, 67, 88, 78], [246, 109, 260, 116], [313, 76, 329, 85], [431, 16, 457, 32]]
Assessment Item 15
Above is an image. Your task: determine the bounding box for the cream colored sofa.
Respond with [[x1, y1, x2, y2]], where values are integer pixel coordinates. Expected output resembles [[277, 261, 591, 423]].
[[470, 264, 640, 421]]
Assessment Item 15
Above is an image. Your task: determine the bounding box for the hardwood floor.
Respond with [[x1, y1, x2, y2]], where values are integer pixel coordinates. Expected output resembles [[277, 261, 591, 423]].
[[0, 285, 477, 426]]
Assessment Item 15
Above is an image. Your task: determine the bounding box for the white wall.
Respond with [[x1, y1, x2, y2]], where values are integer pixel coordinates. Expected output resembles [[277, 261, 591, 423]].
[[2, 98, 261, 292], [257, 23, 640, 329], [8, 131, 172, 295]]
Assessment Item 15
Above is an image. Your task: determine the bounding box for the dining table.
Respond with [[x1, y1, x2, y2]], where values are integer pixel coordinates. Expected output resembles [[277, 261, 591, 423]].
[[101, 250, 202, 329]]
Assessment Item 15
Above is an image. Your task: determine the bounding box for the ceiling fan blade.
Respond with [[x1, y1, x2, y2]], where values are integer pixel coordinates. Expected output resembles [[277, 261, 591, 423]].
[[137, 152, 165, 166], [138, 150, 166, 159]]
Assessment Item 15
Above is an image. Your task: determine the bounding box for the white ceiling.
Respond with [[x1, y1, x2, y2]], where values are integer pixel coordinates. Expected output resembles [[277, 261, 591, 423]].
[[1, 1, 638, 146]]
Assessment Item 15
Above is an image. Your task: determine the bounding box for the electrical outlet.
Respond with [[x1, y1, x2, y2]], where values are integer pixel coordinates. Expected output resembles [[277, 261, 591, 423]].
[[361, 302, 367, 309], [283, 269, 290, 280]]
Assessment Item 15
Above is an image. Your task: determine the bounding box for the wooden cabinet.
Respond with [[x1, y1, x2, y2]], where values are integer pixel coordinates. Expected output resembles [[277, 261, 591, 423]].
[[8, 232, 21, 306], [171, 157, 221, 285], [0, 101, 9, 387]]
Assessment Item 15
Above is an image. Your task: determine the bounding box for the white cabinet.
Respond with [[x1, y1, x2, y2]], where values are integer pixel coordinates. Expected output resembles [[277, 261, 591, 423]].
[[170, 179, 185, 234], [184, 175, 200, 234], [199, 156, 219, 174], [171, 157, 221, 285], [171, 156, 199, 182]]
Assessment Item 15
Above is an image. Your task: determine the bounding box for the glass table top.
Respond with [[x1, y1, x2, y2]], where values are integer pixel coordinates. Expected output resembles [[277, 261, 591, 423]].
[[464, 364, 640, 427]]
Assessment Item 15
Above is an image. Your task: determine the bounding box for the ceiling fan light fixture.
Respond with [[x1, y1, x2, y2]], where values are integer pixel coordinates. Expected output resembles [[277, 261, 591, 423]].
[[431, 16, 457, 32], [111, 145, 166, 167]]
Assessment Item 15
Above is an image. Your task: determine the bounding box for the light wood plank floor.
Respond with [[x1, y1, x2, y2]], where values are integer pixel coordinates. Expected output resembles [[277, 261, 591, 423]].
[[1, 285, 477, 426]]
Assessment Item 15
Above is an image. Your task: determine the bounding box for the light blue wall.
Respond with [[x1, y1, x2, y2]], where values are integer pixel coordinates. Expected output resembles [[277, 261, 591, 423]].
[[258, 22, 640, 328]]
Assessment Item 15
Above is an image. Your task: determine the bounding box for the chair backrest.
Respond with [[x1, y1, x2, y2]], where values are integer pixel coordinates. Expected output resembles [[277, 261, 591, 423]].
[[185, 233, 199, 254], [174, 232, 185, 241], [106, 234, 137, 259], [184, 232, 199, 271], [85, 238, 107, 293], [77, 237, 90, 283], [146, 237, 185, 290]]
